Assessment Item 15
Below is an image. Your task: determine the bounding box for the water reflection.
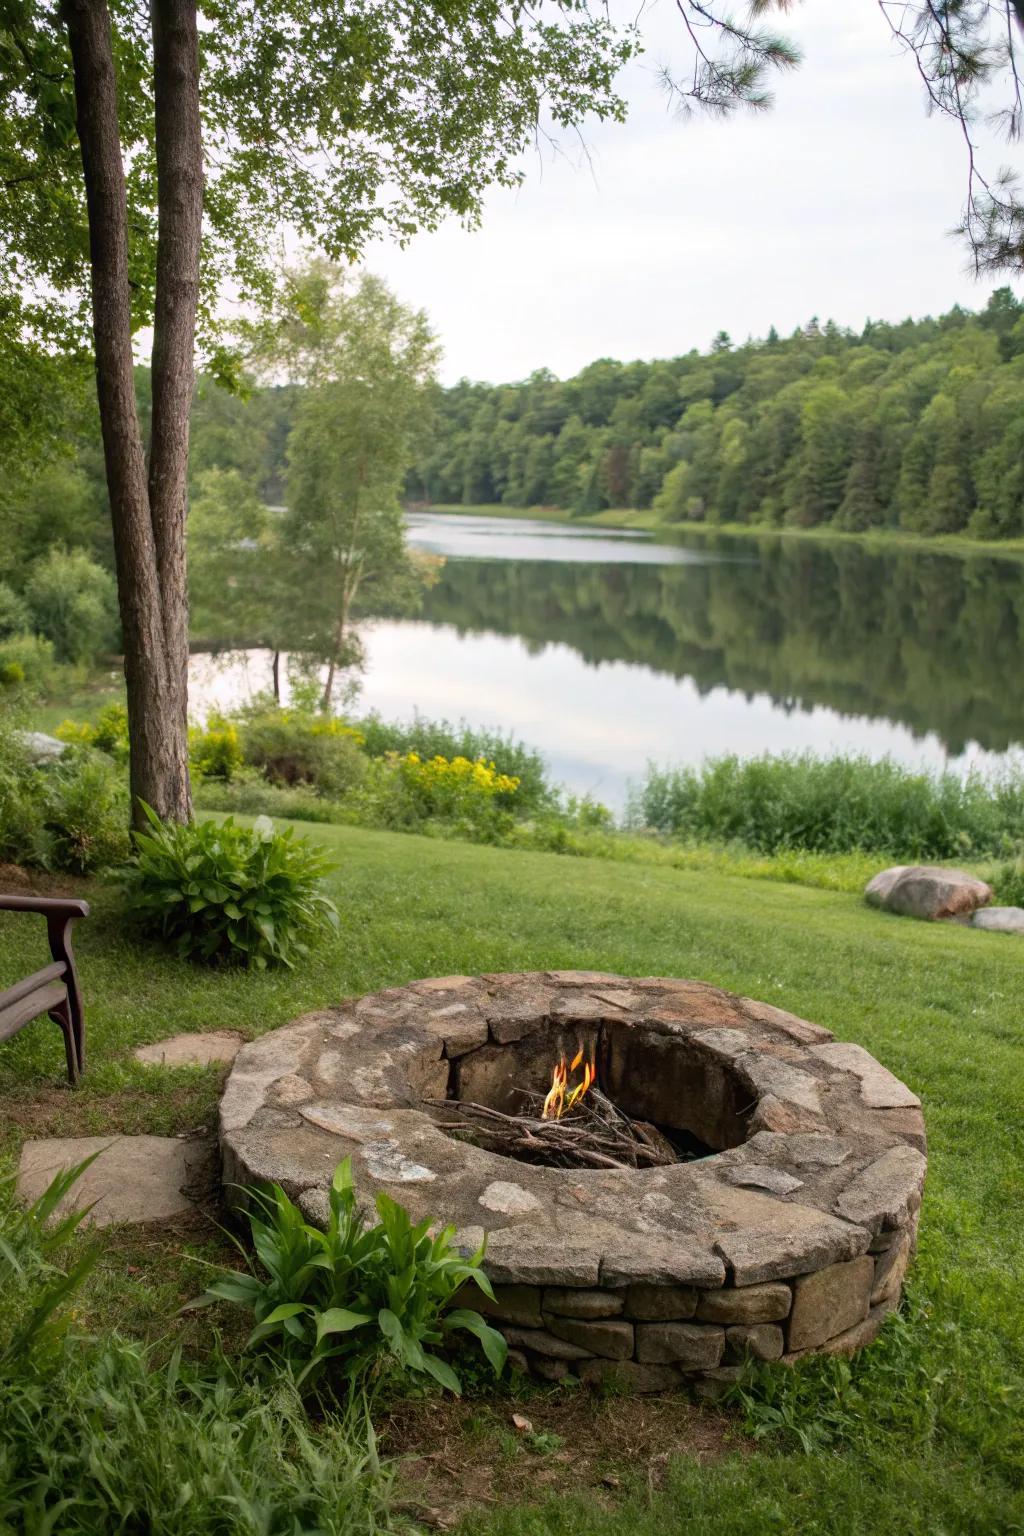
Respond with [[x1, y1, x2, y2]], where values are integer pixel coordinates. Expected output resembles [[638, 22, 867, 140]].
[[189, 514, 1024, 808]]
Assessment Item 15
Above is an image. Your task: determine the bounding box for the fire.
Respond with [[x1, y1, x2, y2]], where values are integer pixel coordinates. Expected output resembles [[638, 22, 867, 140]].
[[541, 1045, 596, 1120]]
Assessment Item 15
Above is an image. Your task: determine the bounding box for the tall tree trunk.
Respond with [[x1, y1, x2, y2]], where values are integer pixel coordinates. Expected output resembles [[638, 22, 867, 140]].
[[272, 649, 281, 703], [62, 0, 199, 827], [148, 0, 202, 820]]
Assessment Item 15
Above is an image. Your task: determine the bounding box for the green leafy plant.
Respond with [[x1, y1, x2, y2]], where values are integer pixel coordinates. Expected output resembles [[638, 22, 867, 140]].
[[0, 1155, 101, 1375], [123, 807, 339, 968], [992, 856, 1024, 908], [238, 704, 366, 797], [195, 1158, 506, 1394]]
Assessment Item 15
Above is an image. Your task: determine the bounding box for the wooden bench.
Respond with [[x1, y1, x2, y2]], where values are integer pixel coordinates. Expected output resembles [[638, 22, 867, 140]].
[[0, 894, 89, 1083]]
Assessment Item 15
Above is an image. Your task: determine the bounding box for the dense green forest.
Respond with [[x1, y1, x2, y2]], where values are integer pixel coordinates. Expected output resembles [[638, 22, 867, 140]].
[[5, 290, 1024, 597], [412, 290, 1024, 538]]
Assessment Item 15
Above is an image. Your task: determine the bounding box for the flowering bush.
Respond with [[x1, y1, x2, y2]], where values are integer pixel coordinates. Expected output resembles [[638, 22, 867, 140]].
[[57, 702, 130, 762], [351, 752, 520, 834], [189, 714, 243, 781]]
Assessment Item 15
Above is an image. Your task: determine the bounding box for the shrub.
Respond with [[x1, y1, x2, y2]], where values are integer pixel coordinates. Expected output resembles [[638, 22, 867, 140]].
[[239, 706, 366, 798], [356, 712, 552, 812], [124, 807, 339, 967], [992, 858, 1024, 907], [37, 751, 132, 873], [23, 546, 119, 665], [630, 753, 1024, 859], [56, 701, 130, 763], [0, 581, 29, 639], [354, 751, 520, 835], [0, 718, 130, 874], [188, 712, 243, 781], [196, 1157, 506, 1394], [0, 631, 57, 695]]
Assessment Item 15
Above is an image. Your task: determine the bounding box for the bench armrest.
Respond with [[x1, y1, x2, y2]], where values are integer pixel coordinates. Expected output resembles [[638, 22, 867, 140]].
[[0, 894, 90, 919]]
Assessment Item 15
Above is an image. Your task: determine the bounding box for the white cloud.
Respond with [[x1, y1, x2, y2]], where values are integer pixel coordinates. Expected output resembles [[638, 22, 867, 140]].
[[364, 0, 1015, 383]]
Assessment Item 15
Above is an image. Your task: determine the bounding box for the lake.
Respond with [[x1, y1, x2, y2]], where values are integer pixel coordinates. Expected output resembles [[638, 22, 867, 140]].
[[190, 511, 1024, 810]]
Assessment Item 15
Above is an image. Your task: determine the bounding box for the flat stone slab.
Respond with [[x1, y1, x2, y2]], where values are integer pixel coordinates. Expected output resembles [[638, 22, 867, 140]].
[[971, 906, 1024, 934], [18, 1135, 212, 1227], [219, 973, 926, 1388], [134, 1031, 245, 1068]]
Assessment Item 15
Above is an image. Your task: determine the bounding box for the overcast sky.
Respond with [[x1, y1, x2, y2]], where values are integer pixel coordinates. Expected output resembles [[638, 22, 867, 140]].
[[364, 0, 1014, 385]]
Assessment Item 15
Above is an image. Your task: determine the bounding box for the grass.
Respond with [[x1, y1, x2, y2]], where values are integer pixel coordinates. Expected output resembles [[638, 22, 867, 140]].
[[1, 819, 1023, 1531]]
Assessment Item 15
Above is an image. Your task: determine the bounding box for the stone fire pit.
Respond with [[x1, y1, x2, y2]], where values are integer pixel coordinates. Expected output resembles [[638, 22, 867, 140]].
[[220, 972, 926, 1392]]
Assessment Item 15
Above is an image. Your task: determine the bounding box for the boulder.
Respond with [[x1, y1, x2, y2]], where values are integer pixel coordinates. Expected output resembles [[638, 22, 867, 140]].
[[971, 906, 1024, 935], [864, 865, 992, 922], [16, 730, 67, 763]]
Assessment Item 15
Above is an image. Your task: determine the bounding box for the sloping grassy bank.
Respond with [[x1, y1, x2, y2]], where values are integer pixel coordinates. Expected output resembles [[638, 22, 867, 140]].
[[1, 821, 1022, 1532]]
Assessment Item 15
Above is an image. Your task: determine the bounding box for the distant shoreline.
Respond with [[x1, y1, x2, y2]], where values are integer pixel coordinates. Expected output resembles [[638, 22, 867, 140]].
[[415, 503, 1024, 562]]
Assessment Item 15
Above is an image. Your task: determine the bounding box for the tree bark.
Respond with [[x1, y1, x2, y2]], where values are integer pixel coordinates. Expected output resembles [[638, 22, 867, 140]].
[[148, 0, 202, 818], [62, 0, 199, 825]]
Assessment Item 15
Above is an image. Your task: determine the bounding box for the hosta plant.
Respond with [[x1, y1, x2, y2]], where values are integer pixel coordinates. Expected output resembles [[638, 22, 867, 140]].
[[194, 1158, 506, 1394], [124, 807, 338, 968]]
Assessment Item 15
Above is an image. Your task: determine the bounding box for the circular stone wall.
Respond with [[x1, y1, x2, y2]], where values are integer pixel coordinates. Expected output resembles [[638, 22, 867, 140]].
[[220, 972, 926, 1392]]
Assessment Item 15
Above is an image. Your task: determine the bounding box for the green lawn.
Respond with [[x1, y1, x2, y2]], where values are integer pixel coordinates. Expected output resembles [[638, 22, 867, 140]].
[[1, 821, 1022, 1532]]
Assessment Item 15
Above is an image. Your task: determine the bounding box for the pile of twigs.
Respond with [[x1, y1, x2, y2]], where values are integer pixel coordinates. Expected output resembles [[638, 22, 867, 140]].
[[424, 1086, 678, 1170]]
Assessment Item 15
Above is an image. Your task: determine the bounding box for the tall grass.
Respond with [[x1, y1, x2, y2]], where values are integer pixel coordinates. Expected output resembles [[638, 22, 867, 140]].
[[630, 753, 1024, 859], [0, 1168, 398, 1535]]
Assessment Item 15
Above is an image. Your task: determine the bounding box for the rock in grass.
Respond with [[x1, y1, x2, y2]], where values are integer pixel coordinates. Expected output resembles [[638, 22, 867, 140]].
[[864, 865, 992, 922], [970, 906, 1024, 934]]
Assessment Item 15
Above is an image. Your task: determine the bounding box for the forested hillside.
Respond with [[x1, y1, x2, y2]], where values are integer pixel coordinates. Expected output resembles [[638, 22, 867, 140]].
[[412, 290, 1024, 539]]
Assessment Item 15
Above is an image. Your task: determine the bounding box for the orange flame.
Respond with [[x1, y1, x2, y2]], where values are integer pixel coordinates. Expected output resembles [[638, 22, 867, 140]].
[[541, 1046, 596, 1120]]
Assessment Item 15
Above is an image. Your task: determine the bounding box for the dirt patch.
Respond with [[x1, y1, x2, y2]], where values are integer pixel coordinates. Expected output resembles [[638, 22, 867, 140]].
[[0, 863, 93, 896], [379, 1386, 748, 1528], [0, 1081, 220, 1148]]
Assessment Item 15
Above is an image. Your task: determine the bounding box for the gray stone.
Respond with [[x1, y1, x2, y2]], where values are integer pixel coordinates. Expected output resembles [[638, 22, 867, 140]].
[[600, 1237, 724, 1289], [725, 1324, 784, 1362], [18, 1135, 211, 1227], [361, 1140, 436, 1183], [811, 1042, 921, 1109], [785, 1301, 894, 1362], [864, 865, 992, 922], [635, 1322, 724, 1368], [577, 1359, 683, 1393], [420, 1006, 489, 1056], [478, 1181, 542, 1217], [736, 1055, 823, 1114], [531, 1356, 571, 1382], [501, 1327, 593, 1360], [787, 1255, 874, 1351], [17, 730, 66, 763], [725, 1165, 804, 1196], [272, 1075, 314, 1107], [871, 1230, 912, 1306], [134, 1031, 244, 1068], [543, 1287, 625, 1319], [460, 1283, 543, 1328], [971, 906, 1024, 934], [833, 1145, 927, 1233], [547, 1316, 634, 1360], [506, 1348, 530, 1375], [623, 1283, 698, 1321], [485, 1231, 600, 1287], [695, 1282, 792, 1324], [712, 1193, 870, 1285]]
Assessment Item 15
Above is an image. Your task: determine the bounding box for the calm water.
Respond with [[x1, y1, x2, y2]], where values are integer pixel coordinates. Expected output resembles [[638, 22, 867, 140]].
[[190, 512, 1024, 809]]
